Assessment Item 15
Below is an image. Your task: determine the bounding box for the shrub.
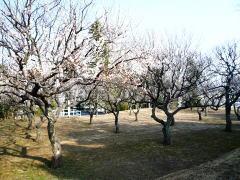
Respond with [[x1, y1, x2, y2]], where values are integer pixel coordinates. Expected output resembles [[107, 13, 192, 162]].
[[118, 102, 129, 111]]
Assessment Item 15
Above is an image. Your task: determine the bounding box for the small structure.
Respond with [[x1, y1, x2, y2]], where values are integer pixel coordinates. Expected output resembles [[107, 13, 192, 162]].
[[60, 106, 105, 117], [60, 107, 81, 117]]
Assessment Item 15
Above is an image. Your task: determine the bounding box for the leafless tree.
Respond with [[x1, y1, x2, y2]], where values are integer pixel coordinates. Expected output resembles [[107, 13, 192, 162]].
[[97, 69, 131, 133], [212, 42, 240, 132], [139, 38, 210, 145], [127, 85, 147, 121]]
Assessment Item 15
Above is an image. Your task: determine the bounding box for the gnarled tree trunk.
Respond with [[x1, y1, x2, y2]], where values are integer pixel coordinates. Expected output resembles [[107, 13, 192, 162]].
[[151, 106, 172, 145], [47, 118, 62, 168]]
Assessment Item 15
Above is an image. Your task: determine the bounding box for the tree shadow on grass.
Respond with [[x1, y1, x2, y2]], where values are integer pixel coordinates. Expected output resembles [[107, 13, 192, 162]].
[[0, 146, 50, 166]]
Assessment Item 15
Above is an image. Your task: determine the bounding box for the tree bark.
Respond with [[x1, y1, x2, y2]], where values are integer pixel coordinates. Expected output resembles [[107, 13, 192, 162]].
[[162, 121, 171, 145], [47, 118, 62, 168], [169, 114, 175, 126], [225, 105, 232, 132], [225, 86, 232, 132], [162, 114, 174, 145], [114, 112, 119, 133]]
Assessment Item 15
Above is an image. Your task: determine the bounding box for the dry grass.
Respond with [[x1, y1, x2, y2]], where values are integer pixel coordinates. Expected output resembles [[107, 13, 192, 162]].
[[0, 108, 240, 179]]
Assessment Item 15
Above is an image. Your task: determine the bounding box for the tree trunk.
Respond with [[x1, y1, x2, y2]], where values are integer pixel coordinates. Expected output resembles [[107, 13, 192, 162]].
[[129, 104, 132, 116], [197, 107, 203, 121], [169, 114, 175, 126], [151, 106, 171, 145], [114, 112, 119, 133], [47, 118, 62, 168], [133, 106, 140, 121], [197, 111, 202, 121], [162, 114, 173, 145], [225, 105, 232, 132], [134, 111, 138, 121], [233, 105, 240, 121], [89, 112, 94, 124], [162, 122, 171, 145], [204, 107, 208, 116], [225, 86, 232, 132]]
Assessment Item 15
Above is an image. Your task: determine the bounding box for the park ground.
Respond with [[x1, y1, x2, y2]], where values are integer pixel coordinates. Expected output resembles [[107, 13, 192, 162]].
[[0, 108, 240, 179]]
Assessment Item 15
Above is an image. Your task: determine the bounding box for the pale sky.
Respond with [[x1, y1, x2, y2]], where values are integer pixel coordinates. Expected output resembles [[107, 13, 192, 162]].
[[95, 0, 240, 52]]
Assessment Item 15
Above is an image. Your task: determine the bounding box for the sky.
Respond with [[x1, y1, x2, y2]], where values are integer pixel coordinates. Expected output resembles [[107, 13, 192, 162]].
[[95, 0, 240, 52]]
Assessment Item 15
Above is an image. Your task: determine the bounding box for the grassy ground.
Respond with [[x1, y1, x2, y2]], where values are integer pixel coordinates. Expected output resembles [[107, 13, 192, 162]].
[[158, 148, 240, 180], [0, 108, 240, 179]]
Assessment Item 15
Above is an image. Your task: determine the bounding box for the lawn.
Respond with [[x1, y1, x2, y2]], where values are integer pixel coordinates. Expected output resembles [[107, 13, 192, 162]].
[[0, 108, 240, 179]]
